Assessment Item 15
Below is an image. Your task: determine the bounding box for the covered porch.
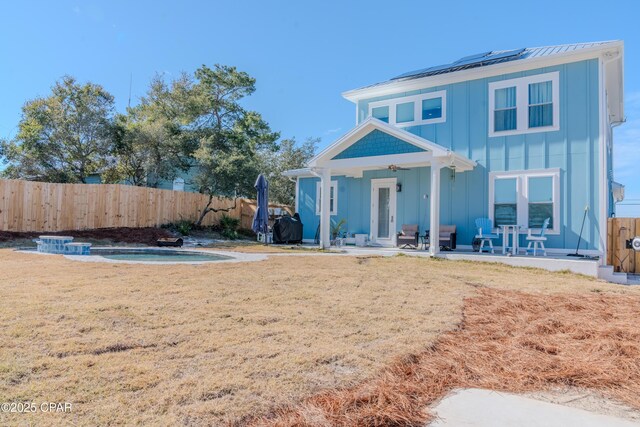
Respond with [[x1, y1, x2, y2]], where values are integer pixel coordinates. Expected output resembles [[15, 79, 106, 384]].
[[289, 118, 476, 254]]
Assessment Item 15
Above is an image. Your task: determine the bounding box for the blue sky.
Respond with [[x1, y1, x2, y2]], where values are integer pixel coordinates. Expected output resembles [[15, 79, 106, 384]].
[[1, 0, 638, 214]]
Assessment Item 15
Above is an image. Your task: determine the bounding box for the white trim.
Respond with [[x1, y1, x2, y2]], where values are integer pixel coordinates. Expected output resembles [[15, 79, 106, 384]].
[[325, 151, 433, 171], [598, 58, 607, 262], [488, 168, 561, 235], [172, 177, 185, 191], [488, 72, 560, 137], [295, 177, 299, 213], [309, 117, 476, 172], [368, 90, 446, 127], [429, 161, 442, 255], [370, 177, 397, 246], [315, 180, 338, 215], [342, 42, 623, 103]]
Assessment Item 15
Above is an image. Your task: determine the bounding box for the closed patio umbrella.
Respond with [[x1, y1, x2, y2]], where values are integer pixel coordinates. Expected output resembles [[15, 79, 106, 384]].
[[252, 174, 269, 240]]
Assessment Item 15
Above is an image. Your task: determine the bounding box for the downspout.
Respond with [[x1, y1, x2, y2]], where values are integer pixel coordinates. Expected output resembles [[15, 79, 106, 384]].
[[598, 49, 621, 264]]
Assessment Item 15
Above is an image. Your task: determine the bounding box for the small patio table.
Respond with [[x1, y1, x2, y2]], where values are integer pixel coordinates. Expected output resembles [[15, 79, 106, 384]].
[[499, 224, 522, 255]]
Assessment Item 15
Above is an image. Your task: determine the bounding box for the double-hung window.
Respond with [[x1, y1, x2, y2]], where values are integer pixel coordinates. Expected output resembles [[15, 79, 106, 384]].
[[494, 87, 517, 132], [493, 178, 518, 226], [315, 181, 338, 215], [489, 169, 559, 233], [528, 81, 553, 128], [489, 72, 559, 136], [527, 176, 554, 228], [368, 90, 446, 127]]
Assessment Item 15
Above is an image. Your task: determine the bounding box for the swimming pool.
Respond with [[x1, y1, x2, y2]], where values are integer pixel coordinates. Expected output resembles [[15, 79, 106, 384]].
[[90, 248, 234, 263]]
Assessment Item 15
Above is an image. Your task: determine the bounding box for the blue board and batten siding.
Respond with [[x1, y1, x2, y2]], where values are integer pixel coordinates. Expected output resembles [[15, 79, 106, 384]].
[[298, 59, 602, 250]]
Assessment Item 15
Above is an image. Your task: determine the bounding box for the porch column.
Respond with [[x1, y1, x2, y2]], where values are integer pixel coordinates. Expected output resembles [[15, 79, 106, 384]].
[[429, 160, 442, 256], [319, 168, 332, 249]]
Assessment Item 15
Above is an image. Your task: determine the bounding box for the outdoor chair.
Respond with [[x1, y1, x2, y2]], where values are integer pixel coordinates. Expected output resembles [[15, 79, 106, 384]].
[[423, 225, 457, 250], [475, 218, 499, 254], [525, 217, 550, 256], [439, 225, 457, 250], [397, 224, 419, 249]]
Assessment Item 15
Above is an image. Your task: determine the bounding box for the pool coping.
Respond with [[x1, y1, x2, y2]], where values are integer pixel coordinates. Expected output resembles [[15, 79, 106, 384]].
[[19, 246, 268, 265]]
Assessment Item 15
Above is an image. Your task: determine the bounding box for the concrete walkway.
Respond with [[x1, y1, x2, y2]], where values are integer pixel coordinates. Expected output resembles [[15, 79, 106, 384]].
[[429, 389, 639, 426]]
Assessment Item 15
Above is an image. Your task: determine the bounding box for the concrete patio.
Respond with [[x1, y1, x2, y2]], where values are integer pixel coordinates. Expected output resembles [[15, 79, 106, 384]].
[[429, 389, 639, 427]]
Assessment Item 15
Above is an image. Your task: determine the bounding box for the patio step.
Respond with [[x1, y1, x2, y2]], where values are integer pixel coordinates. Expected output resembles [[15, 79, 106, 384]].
[[598, 265, 633, 285], [627, 274, 640, 285]]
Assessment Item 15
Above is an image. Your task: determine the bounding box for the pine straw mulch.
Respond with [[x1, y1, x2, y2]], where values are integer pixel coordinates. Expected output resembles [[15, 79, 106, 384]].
[[247, 288, 640, 426]]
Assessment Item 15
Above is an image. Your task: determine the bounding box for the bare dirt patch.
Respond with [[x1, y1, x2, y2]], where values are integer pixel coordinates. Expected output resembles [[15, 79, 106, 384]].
[[0, 227, 174, 247]]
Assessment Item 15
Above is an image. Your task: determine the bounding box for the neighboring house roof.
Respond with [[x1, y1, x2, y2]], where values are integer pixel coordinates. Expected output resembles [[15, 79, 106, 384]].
[[342, 41, 624, 122]]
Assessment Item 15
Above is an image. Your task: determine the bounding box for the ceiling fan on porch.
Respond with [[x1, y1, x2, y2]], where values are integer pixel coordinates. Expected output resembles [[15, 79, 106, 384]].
[[388, 164, 410, 172]]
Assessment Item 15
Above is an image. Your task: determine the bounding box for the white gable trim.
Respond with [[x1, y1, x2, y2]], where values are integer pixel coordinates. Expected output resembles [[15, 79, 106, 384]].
[[308, 117, 476, 171]]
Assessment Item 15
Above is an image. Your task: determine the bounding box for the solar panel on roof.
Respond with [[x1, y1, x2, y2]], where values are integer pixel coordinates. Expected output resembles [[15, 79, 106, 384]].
[[393, 64, 448, 80], [452, 51, 492, 65], [391, 48, 526, 81], [482, 48, 526, 62]]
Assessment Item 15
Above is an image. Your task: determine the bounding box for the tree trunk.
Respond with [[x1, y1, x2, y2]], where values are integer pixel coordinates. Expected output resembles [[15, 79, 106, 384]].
[[195, 194, 238, 227]]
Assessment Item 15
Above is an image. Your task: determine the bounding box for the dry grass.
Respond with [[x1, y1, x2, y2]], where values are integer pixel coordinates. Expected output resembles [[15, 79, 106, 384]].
[[0, 249, 636, 426], [251, 288, 640, 426]]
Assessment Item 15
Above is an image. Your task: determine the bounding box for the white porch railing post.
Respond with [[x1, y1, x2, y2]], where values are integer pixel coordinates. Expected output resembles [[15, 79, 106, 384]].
[[429, 160, 442, 256], [320, 168, 332, 249]]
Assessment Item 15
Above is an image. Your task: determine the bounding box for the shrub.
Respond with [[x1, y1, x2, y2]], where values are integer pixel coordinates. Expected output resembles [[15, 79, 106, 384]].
[[220, 214, 240, 240], [175, 219, 193, 236]]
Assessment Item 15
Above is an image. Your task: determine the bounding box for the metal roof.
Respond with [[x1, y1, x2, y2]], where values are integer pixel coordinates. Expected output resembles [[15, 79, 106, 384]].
[[370, 41, 620, 86]]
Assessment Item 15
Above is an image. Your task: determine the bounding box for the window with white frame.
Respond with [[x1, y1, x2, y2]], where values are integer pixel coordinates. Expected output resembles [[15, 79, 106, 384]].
[[172, 177, 185, 191], [368, 90, 446, 127], [315, 181, 338, 215], [489, 169, 560, 233], [488, 72, 559, 137]]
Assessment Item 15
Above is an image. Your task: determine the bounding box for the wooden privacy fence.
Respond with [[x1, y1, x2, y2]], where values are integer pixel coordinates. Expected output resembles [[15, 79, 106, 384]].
[[607, 217, 640, 274], [0, 179, 291, 233]]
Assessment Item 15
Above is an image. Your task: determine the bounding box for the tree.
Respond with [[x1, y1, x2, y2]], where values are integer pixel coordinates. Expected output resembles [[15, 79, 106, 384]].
[[0, 76, 115, 183], [107, 74, 198, 186], [189, 65, 280, 225], [259, 137, 317, 205]]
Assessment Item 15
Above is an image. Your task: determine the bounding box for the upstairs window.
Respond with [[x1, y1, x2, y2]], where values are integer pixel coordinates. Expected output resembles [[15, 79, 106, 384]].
[[489, 71, 559, 137], [371, 106, 389, 123], [368, 90, 446, 127], [494, 87, 517, 132], [528, 81, 553, 128], [422, 97, 442, 120], [396, 102, 414, 123]]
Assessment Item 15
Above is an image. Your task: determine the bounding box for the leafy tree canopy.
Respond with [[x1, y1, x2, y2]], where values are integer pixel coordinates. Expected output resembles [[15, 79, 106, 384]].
[[1, 76, 115, 183], [259, 137, 317, 205]]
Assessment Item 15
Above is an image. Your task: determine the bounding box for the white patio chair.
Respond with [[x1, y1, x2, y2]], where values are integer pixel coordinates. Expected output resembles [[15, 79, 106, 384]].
[[475, 218, 499, 254], [525, 218, 550, 256]]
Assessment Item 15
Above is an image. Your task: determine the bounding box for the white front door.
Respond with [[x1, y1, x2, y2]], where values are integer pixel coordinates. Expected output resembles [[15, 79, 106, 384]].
[[371, 178, 397, 246]]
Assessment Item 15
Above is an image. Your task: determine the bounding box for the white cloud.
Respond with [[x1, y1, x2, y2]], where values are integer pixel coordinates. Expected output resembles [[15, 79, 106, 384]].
[[324, 127, 342, 135]]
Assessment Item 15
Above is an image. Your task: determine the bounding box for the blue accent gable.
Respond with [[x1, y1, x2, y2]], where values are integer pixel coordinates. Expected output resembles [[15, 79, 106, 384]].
[[331, 129, 426, 160]]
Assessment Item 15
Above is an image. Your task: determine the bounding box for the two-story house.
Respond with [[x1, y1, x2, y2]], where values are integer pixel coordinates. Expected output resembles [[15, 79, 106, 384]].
[[283, 41, 625, 260]]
